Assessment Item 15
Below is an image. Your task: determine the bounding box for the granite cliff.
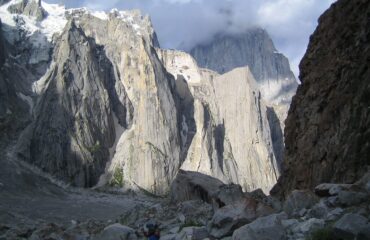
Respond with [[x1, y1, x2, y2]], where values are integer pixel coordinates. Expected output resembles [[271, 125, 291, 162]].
[[158, 49, 281, 193], [0, 0, 296, 195]]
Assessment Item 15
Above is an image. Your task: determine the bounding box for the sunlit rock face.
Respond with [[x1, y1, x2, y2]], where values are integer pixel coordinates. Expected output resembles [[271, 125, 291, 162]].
[[0, 0, 294, 195], [158, 49, 281, 193], [189, 28, 298, 169]]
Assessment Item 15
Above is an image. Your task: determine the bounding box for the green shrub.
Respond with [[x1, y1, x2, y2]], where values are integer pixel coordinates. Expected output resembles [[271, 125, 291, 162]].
[[110, 167, 123, 187], [87, 141, 101, 153]]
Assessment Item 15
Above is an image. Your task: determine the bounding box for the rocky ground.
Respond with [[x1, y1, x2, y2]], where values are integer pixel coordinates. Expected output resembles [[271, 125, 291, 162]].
[[1, 165, 369, 239]]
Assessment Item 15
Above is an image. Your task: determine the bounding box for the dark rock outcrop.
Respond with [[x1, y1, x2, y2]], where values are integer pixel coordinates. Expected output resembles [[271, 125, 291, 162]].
[[0, 19, 31, 145], [272, 0, 370, 197], [0, 19, 5, 66]]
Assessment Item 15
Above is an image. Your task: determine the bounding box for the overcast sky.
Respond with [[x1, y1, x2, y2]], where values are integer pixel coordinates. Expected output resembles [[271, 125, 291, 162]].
[[45, 0, 335, 78]]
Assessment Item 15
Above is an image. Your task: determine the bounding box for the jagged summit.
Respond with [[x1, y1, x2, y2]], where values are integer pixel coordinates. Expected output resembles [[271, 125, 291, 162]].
[[0, 0, 156, 43], [7, 0, 46, 21], [190, 28, 298, 106]]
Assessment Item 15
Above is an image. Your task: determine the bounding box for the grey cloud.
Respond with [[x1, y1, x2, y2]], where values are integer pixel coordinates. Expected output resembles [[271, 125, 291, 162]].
[[44, 0, 336, 78]]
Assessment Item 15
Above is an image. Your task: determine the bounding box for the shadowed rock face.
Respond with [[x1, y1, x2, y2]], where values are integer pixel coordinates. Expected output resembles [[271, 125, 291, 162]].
[[0, 19, 4, 65], [0, 19, 32, 146], [271, 0, 370, 197], [22, 21, 121, 187]]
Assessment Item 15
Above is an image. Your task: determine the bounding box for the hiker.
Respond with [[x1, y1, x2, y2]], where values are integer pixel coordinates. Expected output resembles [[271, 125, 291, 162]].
[[143, 223, 160, 240]]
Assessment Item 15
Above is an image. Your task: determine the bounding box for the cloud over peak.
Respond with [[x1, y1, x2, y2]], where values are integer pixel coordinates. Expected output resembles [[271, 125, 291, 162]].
[[46, 0, 335, 78]]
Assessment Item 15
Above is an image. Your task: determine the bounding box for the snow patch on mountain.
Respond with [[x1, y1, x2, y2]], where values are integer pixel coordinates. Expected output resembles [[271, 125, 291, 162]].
[[0, 0, 147, 46], [0, 0, 67, 42]]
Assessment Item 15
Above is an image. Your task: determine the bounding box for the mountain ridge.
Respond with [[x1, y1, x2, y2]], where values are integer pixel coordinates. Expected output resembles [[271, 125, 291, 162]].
[[0, 0, 296, 195]]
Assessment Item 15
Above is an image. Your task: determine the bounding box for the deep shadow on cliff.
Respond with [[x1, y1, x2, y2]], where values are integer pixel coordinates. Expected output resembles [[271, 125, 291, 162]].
[[271, 0, 370, 198]]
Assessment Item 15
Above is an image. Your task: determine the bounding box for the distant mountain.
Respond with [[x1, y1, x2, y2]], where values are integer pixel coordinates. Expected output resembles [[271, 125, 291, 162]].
[[190, 28, 298, 106]]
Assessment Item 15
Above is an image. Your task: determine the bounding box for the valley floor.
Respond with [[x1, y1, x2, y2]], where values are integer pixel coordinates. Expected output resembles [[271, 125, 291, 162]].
[[0, 143, 163, 237]]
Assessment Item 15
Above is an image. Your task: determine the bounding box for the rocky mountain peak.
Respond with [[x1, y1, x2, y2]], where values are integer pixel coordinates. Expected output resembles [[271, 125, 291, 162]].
[[7, 0, 46, 21], [190, 27, 298, 106]]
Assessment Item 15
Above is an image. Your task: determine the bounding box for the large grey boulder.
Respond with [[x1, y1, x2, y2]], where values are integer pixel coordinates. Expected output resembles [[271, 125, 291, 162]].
[[93, 223, 137, 240], [333, 213, 370, 240], [232, 213, 287, 240], [170, 170, 244, 208], [290, 218, 325, 239], [208, 198, 274, 238], [314, 183, 353, 197], [177, 200, 213, 226], [337, 191, 369, 206], [175, 226, 209, 240], [283, 190, 319, 217], [314, 182, 369, 207]]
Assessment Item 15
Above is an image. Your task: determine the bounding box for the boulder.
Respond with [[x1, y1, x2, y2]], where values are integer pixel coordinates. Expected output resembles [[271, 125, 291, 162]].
[[326, 208, 344, 221], [232, 213, 287, 240], [337, 191, 369, 206], [283, 190, 319, 217], [247, 188, 283, 211], [208, 198, 274, 238], [177, 200, 213, 226], [314, 183, 352, 197], [160, 234, 177, 240], [175, 226, 209, 240], [28, 223, 65, 240], [307, 201, 329, 219], [93, 224, 137, 240], [170, 170, 244, 208], [333, 213, 370, 240], [215, 184, 245, 208], [291, 218, 325, 236]]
